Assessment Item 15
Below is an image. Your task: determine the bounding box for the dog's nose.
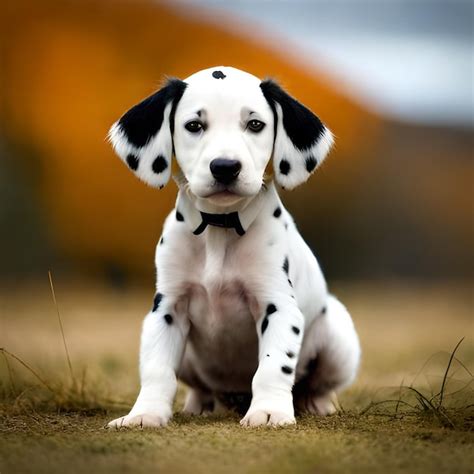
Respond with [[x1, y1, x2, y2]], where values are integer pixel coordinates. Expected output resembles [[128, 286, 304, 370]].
[[210, 158, 242, 185]]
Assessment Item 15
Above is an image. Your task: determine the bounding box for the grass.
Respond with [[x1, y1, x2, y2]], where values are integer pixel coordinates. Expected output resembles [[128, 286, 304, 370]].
[[0, 279, 473, 473]]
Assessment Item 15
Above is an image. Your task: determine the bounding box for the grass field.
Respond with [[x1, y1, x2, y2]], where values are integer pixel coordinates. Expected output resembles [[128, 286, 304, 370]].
[[1, 280, 473, 473]]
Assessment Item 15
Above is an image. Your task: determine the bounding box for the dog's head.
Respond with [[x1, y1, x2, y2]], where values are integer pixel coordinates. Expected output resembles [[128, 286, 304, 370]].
[[109, 66, 333, 206]]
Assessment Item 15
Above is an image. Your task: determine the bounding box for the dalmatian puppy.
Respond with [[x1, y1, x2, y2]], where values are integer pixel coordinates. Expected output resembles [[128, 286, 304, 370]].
[[107, 66, 360, 428]]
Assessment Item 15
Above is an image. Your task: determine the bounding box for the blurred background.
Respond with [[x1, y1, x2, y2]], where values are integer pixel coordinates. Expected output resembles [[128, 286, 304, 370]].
[[0, 0, 472, 403], [0, 0, 472, 284]]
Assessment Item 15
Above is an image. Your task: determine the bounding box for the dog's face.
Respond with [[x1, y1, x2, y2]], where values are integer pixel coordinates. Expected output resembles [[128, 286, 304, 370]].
[[109, 66, 333, 206], [173, 69, 274, 204]]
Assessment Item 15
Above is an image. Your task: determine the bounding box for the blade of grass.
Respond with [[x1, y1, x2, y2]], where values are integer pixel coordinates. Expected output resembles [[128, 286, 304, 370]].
[[0, 348, 55, 394], [360, 399, 417, 416], [437, 337, 464, 408], [2, 348, 17, 395], [48, 271, 75, 387], [404, 386, 455, 428]]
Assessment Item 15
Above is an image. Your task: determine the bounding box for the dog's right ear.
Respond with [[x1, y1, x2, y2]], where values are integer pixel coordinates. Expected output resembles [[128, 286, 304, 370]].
[[108, 79, 187, 188]]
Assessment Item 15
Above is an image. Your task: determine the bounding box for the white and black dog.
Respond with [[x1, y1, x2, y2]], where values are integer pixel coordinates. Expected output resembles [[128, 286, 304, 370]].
[[108, 66, 360, 428]]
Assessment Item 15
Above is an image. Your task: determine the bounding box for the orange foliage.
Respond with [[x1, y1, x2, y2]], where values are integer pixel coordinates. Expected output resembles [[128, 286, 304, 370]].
[[0, 0, 381, 275]]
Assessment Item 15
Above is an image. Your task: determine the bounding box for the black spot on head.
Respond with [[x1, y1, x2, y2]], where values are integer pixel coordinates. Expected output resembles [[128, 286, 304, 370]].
[[288, 279, 293, 287], [164, 314, 173, 325], [152, 293, 163, 312], [118, 79, 187, 148], [152, 155, 168, 174], [160, 236, 164, 245], [279, 159, 291, 175], [266, 354, 270, 357], [321, 306, 327, 314], [261, 316, 269, 335], [126, 154, 139, 171], [266, 303, 277, 316], [282, 256, 289, 275], [176, 211, 184, 222], [281, 365, 293, 375], [212, 70, 226, 79], [305, 156, 318, 173], [284, 222, 289, 230], [273, 207, 282, 218], [292, 326, 300, 335], [260, 79, 325, 152], [286, 351, 295, 358]]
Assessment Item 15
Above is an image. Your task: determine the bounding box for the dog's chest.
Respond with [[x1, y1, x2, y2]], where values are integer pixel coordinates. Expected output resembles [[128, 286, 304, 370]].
[[178, 231, 262, 389]]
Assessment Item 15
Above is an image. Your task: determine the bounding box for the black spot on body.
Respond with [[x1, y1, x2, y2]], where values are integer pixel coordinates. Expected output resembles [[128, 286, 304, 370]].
[[164, 314, 173, 325], [273, 207, 282, 218], [261, 316, 269, 335], [292, 326, 300, 335], [283, 256, 289, 275], [266, 304, 277, 316], [281, 365, 293, 375], [152, 293, 163, 312], [152, 155, 168, 174], [286, 351, 295, 358], [305, 156, 318, 172], [176, 211, 184, 222], [212, 70, 226, 79], [260, 80, 325, 152], [279, 159, 291, 175], [160, 236, 164, 245], [262, 303, 277, 335], [126, 154, 139, 171], [321, 306, 327, 314], [288, 279, 293, 287], [118, 79, 187, 148]]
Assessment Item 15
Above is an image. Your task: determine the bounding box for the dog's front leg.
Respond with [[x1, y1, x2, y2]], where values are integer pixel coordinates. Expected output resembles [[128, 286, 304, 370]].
[[241, 292, 304, 427], [108, 297, 189, 429]]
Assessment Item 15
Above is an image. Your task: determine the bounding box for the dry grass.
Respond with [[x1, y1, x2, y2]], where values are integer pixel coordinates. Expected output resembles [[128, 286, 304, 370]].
[[0, 279, 473, 473]]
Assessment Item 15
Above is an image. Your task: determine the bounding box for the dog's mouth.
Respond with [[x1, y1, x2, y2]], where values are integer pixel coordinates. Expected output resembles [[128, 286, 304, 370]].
[[207, 190, 237, 198], [204, 189, 244, 206]]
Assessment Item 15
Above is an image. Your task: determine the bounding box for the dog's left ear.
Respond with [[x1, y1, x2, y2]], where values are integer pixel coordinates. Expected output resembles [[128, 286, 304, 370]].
[[108, 79, 187, 188], [260, 79, 334, 190]]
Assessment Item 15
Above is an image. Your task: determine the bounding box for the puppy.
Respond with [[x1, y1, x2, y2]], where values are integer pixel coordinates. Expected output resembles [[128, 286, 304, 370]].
[[108, 66, 360, 428]]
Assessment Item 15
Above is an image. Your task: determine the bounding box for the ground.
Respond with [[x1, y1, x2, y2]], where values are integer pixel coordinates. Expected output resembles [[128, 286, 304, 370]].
[[0, 280, 473, 473]]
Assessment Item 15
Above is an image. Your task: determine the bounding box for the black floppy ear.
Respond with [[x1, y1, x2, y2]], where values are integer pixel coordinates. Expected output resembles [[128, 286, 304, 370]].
[[108, 79, 187, 188], [260, 79, 334, 189]]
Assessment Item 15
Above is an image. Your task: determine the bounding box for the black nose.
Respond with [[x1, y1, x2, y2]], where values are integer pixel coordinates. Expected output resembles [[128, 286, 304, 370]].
[[210, 158, 242, 185]]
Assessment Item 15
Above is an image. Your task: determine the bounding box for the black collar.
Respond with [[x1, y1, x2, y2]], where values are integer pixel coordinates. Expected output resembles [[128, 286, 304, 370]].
[[174, 183, 275, 237], [193, 211, 246, 235]]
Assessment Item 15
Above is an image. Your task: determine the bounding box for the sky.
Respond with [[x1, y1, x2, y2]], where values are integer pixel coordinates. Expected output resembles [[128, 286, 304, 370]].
[[177, 0, 473, 127]]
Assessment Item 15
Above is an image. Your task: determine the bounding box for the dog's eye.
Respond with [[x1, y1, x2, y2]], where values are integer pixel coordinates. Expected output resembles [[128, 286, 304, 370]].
[[185, 121, 204, 133], [247, 119, 265, 133]]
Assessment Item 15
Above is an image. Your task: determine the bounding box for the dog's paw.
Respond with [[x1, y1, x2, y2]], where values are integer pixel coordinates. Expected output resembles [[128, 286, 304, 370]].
[[107, 413, 169, 429], [240, 409, 295, 427], [296, 392, 337, 416], [182, 388, 215, 416]]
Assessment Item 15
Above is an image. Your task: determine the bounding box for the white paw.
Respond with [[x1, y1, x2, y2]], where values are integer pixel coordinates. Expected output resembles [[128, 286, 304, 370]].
[[182, 389, 214, 416], [240, 409, 296, 427], [297, 393, 337, 416], [107, 413, 169, 429], [313, 397, 337, 416]]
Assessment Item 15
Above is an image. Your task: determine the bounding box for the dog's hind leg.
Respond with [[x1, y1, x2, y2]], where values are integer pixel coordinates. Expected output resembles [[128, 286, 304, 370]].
[[182, 388, 215, 415], [293, 295, 361, 415]]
